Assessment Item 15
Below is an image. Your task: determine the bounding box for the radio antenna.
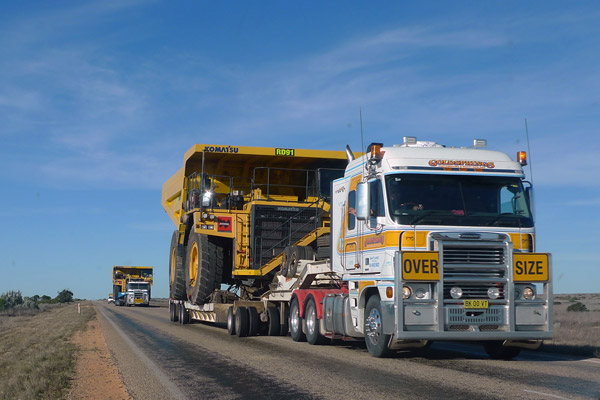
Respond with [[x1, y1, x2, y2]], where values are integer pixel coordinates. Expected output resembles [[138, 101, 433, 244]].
[[360, 108, 365, 175], [524, 118, 534, 184]]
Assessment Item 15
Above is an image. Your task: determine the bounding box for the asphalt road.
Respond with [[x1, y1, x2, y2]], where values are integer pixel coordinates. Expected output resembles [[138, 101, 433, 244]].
[[95, 301, 600, 400]]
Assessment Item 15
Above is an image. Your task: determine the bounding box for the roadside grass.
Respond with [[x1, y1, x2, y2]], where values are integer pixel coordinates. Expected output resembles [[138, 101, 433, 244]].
[[0, 302, 95, 399], [544, 293, 600, 357]]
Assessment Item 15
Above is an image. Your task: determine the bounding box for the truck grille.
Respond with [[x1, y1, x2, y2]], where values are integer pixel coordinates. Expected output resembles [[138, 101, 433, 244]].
[[442, 244, 507, 300]]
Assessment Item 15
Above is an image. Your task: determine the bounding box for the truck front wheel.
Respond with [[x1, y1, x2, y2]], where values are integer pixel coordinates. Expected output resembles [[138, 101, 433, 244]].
[[364, 296, 391, 357], [289, 297, 306, 342]]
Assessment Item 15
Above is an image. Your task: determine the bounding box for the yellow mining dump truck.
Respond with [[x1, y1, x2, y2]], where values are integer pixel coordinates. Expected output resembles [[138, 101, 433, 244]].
[[112, 265, 154, 306], [162, 144, 349, 307]]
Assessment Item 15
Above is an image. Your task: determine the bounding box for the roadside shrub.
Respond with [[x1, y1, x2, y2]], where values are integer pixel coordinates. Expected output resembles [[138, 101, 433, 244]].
[[567, 302, 588, 312], [1, 290, 24, 309]]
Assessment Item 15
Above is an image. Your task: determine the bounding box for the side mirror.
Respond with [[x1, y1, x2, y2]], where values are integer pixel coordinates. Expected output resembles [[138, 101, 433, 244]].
[[356, 182, 370, 220], [202, 192, 213, 207]]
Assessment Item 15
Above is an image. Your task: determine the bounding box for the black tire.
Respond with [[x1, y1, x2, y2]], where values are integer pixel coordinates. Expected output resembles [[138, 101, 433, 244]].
[[289, 297, 306, 342], [288, 246, 306, 277], [227, 306, 236, 335], [170, 231, 187, 301], [280, 305, 289, 336], [248, 307, 260, 336], [305, 297, 326, 345], [364, 295, 391, 357], [267, 307, 280, 336], [483, 341, 521, 360], [179, 303, 190, 325], [186, 232, 224, 305], [169, 301, 178, 322], [236, 306, 249, 337]]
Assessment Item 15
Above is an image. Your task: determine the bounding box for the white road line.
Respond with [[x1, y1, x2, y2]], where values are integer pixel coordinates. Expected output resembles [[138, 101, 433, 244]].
[[523, 389, 572, 399], [97, 305, 187, 400]]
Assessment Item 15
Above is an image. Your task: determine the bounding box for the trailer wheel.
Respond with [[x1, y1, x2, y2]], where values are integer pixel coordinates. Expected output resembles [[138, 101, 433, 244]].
[[305, 298, 326, 345], [227, 306, 236, 335], [169, 301, 178, 322], [280, 306, 289, 336], [187, 233, 223, 305], [236, 306, 249, 337], [170, 231, 187, 301], [267, 307, 280, 336], [483, 341, 521, 360], [289, 297, 306, 342], [364, 296, 391, 357], [179, 303, 190, 325], [248, 307, 260, 336]]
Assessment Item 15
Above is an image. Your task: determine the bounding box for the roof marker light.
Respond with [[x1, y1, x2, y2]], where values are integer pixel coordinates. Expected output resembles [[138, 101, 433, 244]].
[[403, 136, 417, 145], [474, 139, 487, 148]]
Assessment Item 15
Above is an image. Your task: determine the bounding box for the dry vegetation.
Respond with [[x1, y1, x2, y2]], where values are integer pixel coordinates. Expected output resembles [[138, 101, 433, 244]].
[[545, 293, 600, 357], [0, 302, 95, 399]]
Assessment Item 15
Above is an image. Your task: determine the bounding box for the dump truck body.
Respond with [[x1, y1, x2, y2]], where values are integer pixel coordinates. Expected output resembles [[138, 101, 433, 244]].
[[162, 144, 349, 305]]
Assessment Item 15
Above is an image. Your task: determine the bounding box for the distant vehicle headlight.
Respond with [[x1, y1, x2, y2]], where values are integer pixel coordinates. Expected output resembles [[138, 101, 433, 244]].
[[450, 286, 463, 299]]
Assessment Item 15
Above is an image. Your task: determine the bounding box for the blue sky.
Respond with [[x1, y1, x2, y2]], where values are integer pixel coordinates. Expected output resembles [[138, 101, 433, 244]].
[[1, 1, 598, 299]]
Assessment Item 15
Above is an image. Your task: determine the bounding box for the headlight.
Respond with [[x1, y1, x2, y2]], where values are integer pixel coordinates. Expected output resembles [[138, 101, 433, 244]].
[[415, 288, 427, 299], [450, 286, 463, 299], [523, 286, 535, 300], [514, 288, 522, 299], [487, 287, 500, 300], [402, 286, 412, 299]]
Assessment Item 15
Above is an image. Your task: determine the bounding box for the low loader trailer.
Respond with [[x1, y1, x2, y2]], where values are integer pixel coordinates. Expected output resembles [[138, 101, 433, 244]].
[[163, 139, 552, 359]]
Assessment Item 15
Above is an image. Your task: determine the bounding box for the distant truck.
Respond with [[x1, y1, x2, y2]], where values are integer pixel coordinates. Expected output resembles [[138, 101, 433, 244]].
[[112, 266, 153, 306], [162, 140, 552, 359], [124, 281, 151, 307]]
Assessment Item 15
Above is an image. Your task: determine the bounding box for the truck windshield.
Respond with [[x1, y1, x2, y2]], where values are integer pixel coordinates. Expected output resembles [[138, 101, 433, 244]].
[[128, 283, 149, 290], [385, 174, 533, 227]]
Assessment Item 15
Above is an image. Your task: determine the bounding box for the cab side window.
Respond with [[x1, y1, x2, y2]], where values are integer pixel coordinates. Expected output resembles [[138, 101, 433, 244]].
[[348, 190, 356, 230], [369, 180, 385, 217]]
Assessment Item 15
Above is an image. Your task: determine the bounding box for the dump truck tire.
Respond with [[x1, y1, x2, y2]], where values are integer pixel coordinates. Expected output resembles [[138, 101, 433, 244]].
[[169, 231, 187, 301], [186, 232, 223, 305]]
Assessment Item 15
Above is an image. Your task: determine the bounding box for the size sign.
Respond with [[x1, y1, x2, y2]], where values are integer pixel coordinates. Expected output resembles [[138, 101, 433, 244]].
[[513, 253, 549, 282]]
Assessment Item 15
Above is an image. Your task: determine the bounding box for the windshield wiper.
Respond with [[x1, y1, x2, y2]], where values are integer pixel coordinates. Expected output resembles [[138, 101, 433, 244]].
[[409, 211, 449, 226], [486, 214, 517, 226]]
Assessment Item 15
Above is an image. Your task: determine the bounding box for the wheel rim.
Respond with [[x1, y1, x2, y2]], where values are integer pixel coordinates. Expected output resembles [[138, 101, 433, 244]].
[[189, 242, 198, 286], [306, 303, 315, 335], [170, 247, 176, 285], [290, 302, 300, 333], [365, 307, 382, 345]]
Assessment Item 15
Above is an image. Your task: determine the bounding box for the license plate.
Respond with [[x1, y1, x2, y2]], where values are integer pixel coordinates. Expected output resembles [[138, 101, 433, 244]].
[[134, 299, 143, 304], [464, 299, 488, 309]]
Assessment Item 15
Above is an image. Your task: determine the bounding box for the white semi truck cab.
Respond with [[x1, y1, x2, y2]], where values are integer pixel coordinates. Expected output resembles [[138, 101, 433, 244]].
[[324, 137, 552, 357], [125, 281, 151, 307]]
